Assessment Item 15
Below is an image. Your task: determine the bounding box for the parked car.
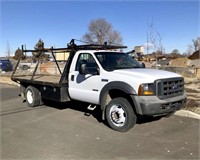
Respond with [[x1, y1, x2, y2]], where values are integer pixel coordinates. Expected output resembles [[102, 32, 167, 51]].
[[0, 59, 13, 72]]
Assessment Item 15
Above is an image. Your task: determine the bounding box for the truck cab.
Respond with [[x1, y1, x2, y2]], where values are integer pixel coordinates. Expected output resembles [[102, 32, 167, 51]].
[[68, 50, 186, 132]]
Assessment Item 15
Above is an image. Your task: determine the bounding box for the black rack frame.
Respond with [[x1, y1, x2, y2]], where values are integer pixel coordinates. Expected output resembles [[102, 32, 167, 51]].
[[11, 39, 127, 86]]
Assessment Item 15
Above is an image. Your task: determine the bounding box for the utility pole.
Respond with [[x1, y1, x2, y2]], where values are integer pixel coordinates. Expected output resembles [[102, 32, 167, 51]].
[[7, 41, 11, 58], [146, 33, 149, 55]]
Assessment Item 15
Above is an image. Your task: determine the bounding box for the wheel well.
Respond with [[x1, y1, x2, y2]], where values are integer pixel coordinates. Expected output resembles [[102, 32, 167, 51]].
[[109, 89, 129, 99], [20, 83, 41, 96], [20, 83, 40, 90], [102, 89, 137, 116]]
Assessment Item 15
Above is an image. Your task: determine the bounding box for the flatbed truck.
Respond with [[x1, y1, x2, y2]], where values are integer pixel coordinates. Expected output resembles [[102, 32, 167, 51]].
[[11, 39, 187, 132]]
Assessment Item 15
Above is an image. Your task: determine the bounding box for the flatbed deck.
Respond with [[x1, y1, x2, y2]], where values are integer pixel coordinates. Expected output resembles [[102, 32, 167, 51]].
[[12, 74, 62, 86]]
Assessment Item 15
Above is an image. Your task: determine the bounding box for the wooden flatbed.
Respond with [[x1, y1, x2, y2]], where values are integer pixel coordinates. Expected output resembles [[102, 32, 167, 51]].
[[12, 74, 62, 86]]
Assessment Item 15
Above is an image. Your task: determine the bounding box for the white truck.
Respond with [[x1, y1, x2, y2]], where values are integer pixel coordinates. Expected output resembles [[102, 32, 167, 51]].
[[12, 40, 187, 132]]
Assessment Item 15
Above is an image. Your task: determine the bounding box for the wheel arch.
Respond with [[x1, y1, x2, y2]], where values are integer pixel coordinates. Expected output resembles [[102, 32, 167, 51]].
[[20, 83, 41, 94], [99, 81, 137, 120]]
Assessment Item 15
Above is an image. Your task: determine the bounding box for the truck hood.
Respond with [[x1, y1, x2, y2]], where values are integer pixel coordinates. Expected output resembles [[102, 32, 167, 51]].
[[112, 68, 182, 83]]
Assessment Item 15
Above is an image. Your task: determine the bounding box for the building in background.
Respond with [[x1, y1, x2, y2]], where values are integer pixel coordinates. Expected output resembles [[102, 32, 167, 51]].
[[134, 46, 144, 61], [55, 52, 70, 61], [134, 46, 144, 54]]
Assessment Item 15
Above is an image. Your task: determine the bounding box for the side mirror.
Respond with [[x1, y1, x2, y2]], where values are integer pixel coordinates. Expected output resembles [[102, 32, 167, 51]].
[[80, 64, 99, 75], [141, 63, 145, 68]]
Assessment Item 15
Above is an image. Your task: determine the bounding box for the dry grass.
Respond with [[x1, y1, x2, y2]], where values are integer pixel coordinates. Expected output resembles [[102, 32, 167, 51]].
[[0, 75, 19, 86], [184, 77, 200, 114]]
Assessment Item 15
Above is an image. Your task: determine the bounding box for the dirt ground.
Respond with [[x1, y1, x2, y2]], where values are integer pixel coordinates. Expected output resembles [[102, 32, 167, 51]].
[[184, 77, 200, 114], [0, 74, 19, 86]]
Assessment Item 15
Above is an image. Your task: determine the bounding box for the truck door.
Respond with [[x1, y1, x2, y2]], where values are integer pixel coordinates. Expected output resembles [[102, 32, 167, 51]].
[[68, 53, 102, 104]]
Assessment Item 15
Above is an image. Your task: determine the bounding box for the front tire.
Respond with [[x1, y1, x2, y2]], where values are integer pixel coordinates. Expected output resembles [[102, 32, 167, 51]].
[[105, 97, 137, 132], [25, 86, 41, 107]]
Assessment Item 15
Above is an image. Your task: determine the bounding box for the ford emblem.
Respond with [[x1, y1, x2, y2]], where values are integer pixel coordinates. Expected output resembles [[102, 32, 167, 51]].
[[172, 85, 178, 90]]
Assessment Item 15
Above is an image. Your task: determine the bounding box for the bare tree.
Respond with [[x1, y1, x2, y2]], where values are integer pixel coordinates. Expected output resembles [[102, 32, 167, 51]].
[[157, 31, 164, 54], [82, 18, 123, 45], [171, 49, 180, 54], [185, 44, 194, 56], [192, 37, 200, 51], [147, 19, 164, 68], [148, 19, 156, 52], [147, 19, 164, 54]]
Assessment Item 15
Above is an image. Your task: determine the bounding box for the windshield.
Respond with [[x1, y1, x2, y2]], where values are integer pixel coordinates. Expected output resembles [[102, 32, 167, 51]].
[[95, 52, 143, 71]]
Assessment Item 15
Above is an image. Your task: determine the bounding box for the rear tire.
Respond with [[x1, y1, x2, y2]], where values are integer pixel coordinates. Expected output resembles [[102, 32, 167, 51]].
[[25, 86, 41, 107], [105, 97, 137, 132], [20, 84, 26, 102]]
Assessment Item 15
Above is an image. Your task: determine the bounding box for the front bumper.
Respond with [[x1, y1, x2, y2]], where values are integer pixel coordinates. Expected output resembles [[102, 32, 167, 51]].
[[132, 92, 187, 116]]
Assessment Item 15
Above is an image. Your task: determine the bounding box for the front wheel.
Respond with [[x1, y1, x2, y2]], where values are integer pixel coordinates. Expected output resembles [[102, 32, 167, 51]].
[[105, 97, 137, 132]]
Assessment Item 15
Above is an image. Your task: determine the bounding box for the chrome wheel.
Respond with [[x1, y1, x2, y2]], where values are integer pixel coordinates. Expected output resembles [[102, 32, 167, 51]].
[[106, 97, 137, 132], [26, 90, 33, 104], [25, 86, 41, 107], [109, 104, 126, 127]]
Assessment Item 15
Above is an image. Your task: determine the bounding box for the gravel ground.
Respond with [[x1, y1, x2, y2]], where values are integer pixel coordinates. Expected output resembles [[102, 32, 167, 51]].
[[183, 77, 200, 115]]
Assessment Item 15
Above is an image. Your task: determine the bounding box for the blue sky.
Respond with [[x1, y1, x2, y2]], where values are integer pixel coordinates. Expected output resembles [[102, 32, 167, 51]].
[[1, 0, 199, 56]]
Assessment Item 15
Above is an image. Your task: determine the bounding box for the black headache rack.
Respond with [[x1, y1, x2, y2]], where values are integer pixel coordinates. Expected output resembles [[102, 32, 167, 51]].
[[11, 39, 127, 87]]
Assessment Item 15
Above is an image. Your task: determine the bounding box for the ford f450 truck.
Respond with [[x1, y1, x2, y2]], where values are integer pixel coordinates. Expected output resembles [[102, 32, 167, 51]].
[[12, 40, 187, 132]]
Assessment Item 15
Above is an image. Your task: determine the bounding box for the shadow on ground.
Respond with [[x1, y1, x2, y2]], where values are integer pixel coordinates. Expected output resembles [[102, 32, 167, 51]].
[[43, 99, 103, 123], [43, 99, 164, 126]]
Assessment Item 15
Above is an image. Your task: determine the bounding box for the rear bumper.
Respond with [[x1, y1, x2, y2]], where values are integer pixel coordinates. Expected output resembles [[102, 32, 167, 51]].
[[131, 92, 187, 116]]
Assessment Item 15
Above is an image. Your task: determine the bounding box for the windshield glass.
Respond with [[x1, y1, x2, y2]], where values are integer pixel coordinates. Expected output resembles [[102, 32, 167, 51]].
[[95, 52, 143, 71]]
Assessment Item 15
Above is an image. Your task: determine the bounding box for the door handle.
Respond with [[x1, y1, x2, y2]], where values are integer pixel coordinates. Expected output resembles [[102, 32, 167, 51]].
[[71, 75, 74, 81]]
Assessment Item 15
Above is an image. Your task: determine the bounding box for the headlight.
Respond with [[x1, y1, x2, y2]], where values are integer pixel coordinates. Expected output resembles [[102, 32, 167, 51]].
[[138, 83, 155, 96]]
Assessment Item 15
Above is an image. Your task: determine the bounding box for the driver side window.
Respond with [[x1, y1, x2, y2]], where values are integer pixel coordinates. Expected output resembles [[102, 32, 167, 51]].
[[75, 53, 98, 71]]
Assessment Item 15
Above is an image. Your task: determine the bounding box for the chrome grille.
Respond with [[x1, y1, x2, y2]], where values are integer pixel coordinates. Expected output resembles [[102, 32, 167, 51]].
[[156, 77, 184, 99]]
